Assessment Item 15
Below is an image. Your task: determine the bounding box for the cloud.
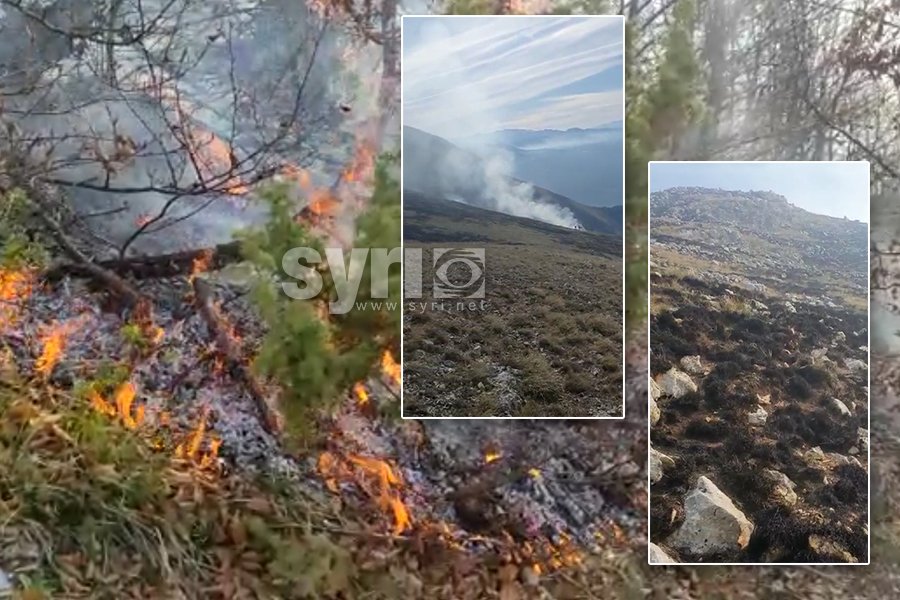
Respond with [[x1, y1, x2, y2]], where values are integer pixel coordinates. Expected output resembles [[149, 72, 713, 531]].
[[402, 16, 623, 138]]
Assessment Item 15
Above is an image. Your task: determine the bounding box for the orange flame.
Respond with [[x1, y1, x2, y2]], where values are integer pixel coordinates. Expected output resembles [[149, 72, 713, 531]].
[[189, 249, 214, 283], [0, 268, 34, 332], [485, 451, 502, 464], [309, 189, 338, 217], [173, 406, 220, 468], [35, 316, 86, 377], [88, 381, 145, 430], [353, 382, 369, 406], [318, 451, 412, 535], [381, 350, 400, 388]]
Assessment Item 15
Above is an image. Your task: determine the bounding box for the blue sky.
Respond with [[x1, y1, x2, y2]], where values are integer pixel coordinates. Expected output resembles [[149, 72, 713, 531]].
[[650, 162, 871, 223], [402, 16, 623, 139]]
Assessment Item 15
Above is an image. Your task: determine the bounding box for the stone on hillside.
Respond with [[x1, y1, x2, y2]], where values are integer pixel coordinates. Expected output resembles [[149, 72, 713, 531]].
[[784, 302, 796, 313], [763, 469, 798, 507], [809, 535, 857, 563], [679, 355, 704, 375], [811, 347, 828, 361], [748, 406, 768, 426], [751, 299, 768, 311], [844, 358, 866, 372], [650, 396, 660, 427], [650, 377, 662, 402], [806, 446, 825, 462], [756, 393, 771, 405], [830, 397, 852, 417], [649, 446, 675, 485], [832, 331, 847, 346], [657, 368, 697, 399], [858, 428, 869, 454], [669, 476, 754, 558], [649, 543, 677, 564]]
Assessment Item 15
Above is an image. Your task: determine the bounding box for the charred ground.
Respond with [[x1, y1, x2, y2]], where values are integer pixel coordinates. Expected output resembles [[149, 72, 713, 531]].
[[649, 187, 869, 563], [403, 191, 624, 417]]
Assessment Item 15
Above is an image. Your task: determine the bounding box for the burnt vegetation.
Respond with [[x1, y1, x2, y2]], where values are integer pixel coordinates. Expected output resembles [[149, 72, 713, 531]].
[[650, 276, 868, 563]]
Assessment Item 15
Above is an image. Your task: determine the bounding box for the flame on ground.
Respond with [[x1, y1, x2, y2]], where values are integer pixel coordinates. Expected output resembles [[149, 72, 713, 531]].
[[318, 451, 412, 535], [35, 316, 86, 377], [484, 451, 502, 464], [88, 381, 145, 430], [174, 406, 221, 468], [0, 268, 33, 332], [353, 382, 369, 406], [381, 350, 400, 388], [189, 249, 214, 283]]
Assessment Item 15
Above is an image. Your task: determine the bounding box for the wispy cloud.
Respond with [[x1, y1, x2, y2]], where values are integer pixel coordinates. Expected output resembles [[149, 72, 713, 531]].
[[402, 16, 623, 138]]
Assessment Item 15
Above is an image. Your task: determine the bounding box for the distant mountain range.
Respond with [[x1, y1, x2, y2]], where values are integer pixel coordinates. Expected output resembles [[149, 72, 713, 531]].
[[403, 125, 622, 235], [454, 123, 623, 207]]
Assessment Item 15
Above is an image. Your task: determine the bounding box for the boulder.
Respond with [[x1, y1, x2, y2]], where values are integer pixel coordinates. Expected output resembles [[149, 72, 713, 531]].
[[829, 398, 852, 417], [748, 406, 768, 426], [649, 543, 677, 564], [844, 358, 866, 372], [669, 476, 754, 558], [650, 396, 660, 427], [679, 355, 704, 375], [763, 469, 798, 507], [649, 446, 675, 485], [657, 368, 697, 399]]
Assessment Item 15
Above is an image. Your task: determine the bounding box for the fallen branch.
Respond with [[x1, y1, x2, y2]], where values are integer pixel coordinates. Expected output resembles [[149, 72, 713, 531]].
[[192, 277, 282, 436], [45, 240, 244, 281]]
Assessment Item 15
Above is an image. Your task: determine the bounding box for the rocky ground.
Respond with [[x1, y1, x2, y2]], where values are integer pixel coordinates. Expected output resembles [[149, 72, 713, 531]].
[[649, 188, 869, 564]]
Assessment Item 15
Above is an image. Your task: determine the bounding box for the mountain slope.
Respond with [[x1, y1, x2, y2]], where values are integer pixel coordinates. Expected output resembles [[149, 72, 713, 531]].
[[650, 187, 867, 293], [403, 126, 622, 234]]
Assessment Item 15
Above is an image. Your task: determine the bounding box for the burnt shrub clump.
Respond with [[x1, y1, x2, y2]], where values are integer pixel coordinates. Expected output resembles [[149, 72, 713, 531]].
[[684, 417, 728, 441], [796, 364, 831, 388], [650, 495, 684, 541], [771, 406, 855, 450], [831, 463, 868, 504], [666, 390, 703, 414], [718, 461, 774, 515], [747, 507, 867, 563], [703, 378, 727, 409], [787, 374, 812, 399]]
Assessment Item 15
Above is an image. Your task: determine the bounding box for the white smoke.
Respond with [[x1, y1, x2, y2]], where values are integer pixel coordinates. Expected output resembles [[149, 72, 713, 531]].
[[480, 152, 581, 229], [404, 17, 582, 230]]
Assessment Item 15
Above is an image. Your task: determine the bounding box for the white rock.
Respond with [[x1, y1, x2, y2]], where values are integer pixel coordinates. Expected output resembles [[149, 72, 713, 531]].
[[806, 446, 825, 461], [858, 428, 869, 454], [649, 446, 675, 485], [669, 476, 754, 557], [748, 406, 768, 426], [859, 346, 868, 352], [650, 396, 660, 427], [832, 331, 847, 346], [811, 347, 829, 361], [809, 535, 857, 563], [844, 358, 866, 372], [763, 469, 798, 507], [679, 355, 704, 375], [650, 377, 662, 401], [784, 302, 796, 313], [756, 393, 771, 405], [649, 543, 677, 564], [657, 368, 697, 399], [830, 398, 852, 417]]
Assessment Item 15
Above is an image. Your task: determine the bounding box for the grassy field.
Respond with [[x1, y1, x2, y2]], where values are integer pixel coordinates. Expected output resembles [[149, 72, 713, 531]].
[[402, 192, 624, 417]]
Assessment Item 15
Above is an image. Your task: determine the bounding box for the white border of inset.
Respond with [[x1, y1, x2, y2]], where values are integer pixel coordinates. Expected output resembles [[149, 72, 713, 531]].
[[646, 160, 871, 566], [399, 14, 627, 420]]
